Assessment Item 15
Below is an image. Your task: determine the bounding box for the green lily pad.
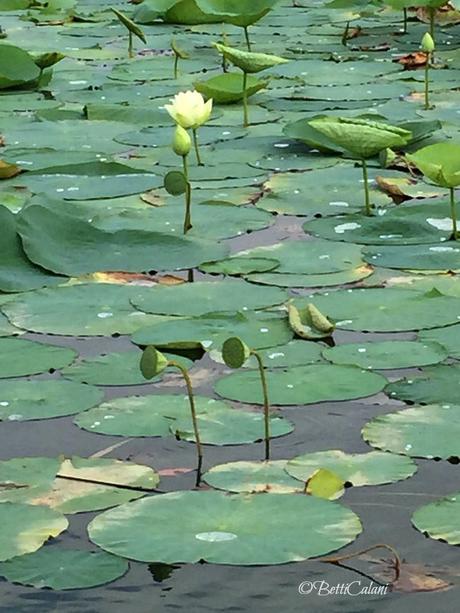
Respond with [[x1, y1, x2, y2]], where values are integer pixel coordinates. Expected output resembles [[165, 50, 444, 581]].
[[246, 266, 373, 288], [258, 166, 391, 215], [363, 243, 460, 272], [386, 364, 460, 405], [419, 323, 460, 360], [0, 380, 103, 422], [363, 404, 460, 460], [323, 340, 447, 370], [412, 492, 460, 545], [203, 460, 303, 493], [131, 280, 287, 317], [115, 125, 247, 148], [0, 548, 129, 590], [303, 288, 460, 332], [210, 339, 324, 369], [132, 311, 293, 350], [0, 44, 40, 90], [286, 450, 417, 486], [0, 503, 68, 563], [1, 284, 169, 337], [17, 204, 229, 275], [200, 256, 279, 276], [215, 364, 386, 406], [62, 351, 192, 386], [195, 73, 268, 103], [88, 490, 362, 564], [0, 338, 77, 378], [0, 205, 64, 293], [75, 394, 293, 445]]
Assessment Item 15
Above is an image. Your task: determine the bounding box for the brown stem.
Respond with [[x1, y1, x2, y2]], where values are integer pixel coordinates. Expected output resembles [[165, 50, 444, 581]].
[[321, 543, 401, 582], [251, 351, 270, 461]]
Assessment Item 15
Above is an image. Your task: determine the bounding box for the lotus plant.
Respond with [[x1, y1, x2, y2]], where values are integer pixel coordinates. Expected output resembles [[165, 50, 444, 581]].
[[213, 43, 288, 127], [308, 117, 412, 215], [111, 8, 147, 59], [165, 90, 213, 165], [140, 346, 203, 485], [163, 125, 192, 236], [421, 31, 434, 110], [171, 38, 189, 79], [222, 337, 272, 460], [407, 143, 460, 240]]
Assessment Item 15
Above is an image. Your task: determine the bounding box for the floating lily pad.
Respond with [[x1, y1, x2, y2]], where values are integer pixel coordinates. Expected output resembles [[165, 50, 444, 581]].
[[323, 340, 447, 370], [200, 256, 279, 276], [1, 284, 168, 336], [131, 280, 287, 317], [386, 365, 460, 405], [203, 461, 303, 493], [0, 338, 77, 378], [363, 404, 460, 460], [75, 395, 293, 445], [88, 490, 362, 565], [419, 323, 460, 360], [18, 204, 229, 276], [303, 288, 460, 332], [215, 364, 386, 406], [0, 503, 68, 562], [286, 450, 417, 486], [62, 351, 192, 386], [245, 266, 373, 288], [210, 340, 324, 369], [412, 493, 460, 546], [363, 244, 460, 272], [132, 312, 293, 350], [0, 548, 129, 590], [0, 379, 103, 422], [0, 205, 64, 293]]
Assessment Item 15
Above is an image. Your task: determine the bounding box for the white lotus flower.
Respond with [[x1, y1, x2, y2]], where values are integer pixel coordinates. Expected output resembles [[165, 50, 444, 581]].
[[164, 90, 213, 130]]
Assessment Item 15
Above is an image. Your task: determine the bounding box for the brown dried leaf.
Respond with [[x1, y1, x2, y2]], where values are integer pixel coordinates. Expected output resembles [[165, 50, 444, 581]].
[[395, 52, 428, 70]]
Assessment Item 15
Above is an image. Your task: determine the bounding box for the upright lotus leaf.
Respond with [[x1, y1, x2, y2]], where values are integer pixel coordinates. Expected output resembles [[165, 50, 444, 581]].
[[306, 469, 345, 501], [0, 548, 129, 590], [213, 43, 288, 74], [0, 503, 68, 562], [407, 143, 460, 239], [195, 73, 268, 104], [213, 43, 288, 127], [412, 492, 460, 546], [0, 44, 40, 89], [171, 38, 189, 78], [88, 490, 362, 564], [288, 302, 335, 340], [196, 0, 279, 28], [32, 52, 65, 71], [308, 118, 412, 215], [112, 8, 147, 58]]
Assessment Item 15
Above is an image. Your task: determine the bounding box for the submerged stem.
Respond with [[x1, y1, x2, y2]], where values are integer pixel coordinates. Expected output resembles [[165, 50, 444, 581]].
[[128, 31, 133, 59], [243, 26, 251, 51], [192, 128, 203, 166], [362, 159, 371, 216], [242, 71, 249, 127], [450, 187, 458, 240], [182, 154, 192, 234], [169, 361, 203, 486], [251, 351, 271, 461]]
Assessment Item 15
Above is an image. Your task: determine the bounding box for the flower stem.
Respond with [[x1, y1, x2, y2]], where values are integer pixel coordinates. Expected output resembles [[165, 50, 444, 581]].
[[174, 53, 179, 79], [128, 31, 133, 59], [243, 26, 251, 51], [192, 128, 203, 166], [362, 159, 371, 216], [450, 187, 458, 240], [169, 361, 203, 486], [402, 8, 407, 34], [424, 53, 430, 110], [429, 7, 435, 39], [242, 71, 249, 127], [182, 154, 192, 234], [252, 351, 271, 461]]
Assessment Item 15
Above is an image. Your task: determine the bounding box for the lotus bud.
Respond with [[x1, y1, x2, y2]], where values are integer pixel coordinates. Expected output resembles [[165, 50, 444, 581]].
[[140, 346, 169, 380], [172, 125, 191, 157], [222, 337, 251, 369], [421, 32, 435, 53]]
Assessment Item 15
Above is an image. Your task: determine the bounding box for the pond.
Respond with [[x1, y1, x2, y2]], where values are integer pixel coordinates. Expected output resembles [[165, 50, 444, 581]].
[[0, 0, 460, 610]]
